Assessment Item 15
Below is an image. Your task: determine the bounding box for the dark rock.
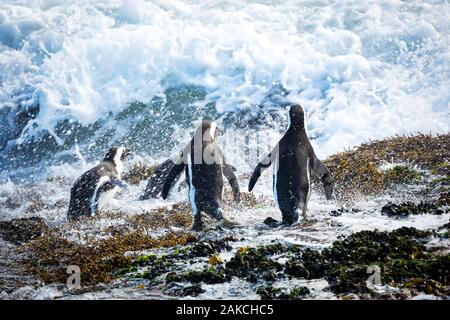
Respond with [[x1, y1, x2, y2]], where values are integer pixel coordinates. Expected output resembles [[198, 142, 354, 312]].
[[185, 239, 233, 258], [167, 267, 230, 285], [257, 285, 310, 300], [330, 207, 361, 217], [381, 201, 444, 217], [263, 217, 281, 228], [285, 248, 329, 279], [329, 210, 342, 217], [323, 227, 431, 264], [163, 282, 205, 297], [326, 264, 372, 294], [285, 261, 309, 278], [437, 192, 450, 206], [225, 246, 283, 280]]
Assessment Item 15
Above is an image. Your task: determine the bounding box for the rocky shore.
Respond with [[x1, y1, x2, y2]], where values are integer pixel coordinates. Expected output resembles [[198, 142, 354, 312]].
[[0, 133, 448, 299]]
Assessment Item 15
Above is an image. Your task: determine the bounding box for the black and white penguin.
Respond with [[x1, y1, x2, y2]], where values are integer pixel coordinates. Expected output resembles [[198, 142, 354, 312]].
[[140, 159, 178, 200], [67, 146, 132, 220], [162, 120, 240, 231], [248, 104, 333, 226]]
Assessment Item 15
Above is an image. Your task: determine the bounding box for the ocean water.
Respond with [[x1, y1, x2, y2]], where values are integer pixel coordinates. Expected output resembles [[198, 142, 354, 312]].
[[1, 0, 449, 176], [0, 0, 449, 299]]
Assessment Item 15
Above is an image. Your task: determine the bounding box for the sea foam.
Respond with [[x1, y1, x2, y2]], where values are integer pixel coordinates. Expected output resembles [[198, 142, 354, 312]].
[[0, 0, 449, 173]]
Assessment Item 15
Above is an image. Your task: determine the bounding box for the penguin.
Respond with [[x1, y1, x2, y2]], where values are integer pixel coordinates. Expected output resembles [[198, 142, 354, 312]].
[[162, 120, 240, 231], [140, 159, 177, 200], [67, 146, 132, 220], [248, 104, 333, 226]]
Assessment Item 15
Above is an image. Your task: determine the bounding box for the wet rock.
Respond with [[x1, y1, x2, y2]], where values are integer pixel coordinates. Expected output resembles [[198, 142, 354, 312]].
[[323, 227, 431, 264], [166, 267, 230, 285], [163, 282, 205, 297], [437, 192, 450, 206], [285, 261, 309, 278], [326, 264, 372, 295], [257, 285, 310, 300], [165, 272, 183, 283], [285, 248, 329, 279], [330, 207, 361, 217], [316, 134, 450, 200], [139, 258, 174, 281], [381, 201, 444, 217], [322, 227, 448, 296], [402, 278, 449, 297], [183, 239, 233, 258], [0, 217, 48, 244], [225, 246, 283, 281], [126, 237, 234, 283], [263, 217, 280, 228], [329, 210, 342, 217], [382, 256, 450, 288], [438, 221, 450, 233]]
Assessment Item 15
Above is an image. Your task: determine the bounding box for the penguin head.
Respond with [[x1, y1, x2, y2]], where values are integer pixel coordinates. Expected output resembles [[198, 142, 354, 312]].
[[288, 104, 306, 129], [104, 146, 132, 166], [196, 120, 222, 141]]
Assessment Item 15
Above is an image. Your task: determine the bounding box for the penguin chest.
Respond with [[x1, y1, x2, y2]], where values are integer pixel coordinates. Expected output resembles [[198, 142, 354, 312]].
[[96, 186, 119, 211]]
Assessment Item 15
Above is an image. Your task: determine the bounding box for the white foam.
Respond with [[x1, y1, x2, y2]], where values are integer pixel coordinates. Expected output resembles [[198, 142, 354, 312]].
[[0, 0, 448, 157]]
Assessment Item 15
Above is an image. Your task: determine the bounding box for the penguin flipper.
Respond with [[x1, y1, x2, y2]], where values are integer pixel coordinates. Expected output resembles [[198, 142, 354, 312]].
[[248, 153, 273, 192], [110, 177, 128, 189], [161, 162, 185, 199], [310, 155, 333, 200], [223, 164, 240, 202]]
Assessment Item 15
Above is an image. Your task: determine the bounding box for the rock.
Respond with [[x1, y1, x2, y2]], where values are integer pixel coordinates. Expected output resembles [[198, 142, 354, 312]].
[[225, 246, 283, 280], [186, 239, 233, 258], [257, 285, 310, 300], [437, 192, 450, 206], [166, 267, 230, 285], [330, 207, 361, 217], [263, 217, 281, 228], [163, 282, 205, 297], [285, 248, 330, 279], [0, 217, 48, 244], [381, 201, 444, 217], [326, 264, 372, 295], [329, 210, 342, 217]]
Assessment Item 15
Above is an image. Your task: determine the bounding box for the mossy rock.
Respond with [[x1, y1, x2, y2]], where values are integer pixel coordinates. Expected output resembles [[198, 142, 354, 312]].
[[225, 247, 283, 280], [437, 192, 450, 206], [382, 255, 450, 285], [0, 217, 48, 244], [381, 201, 444, 217], [257, 285, 310, 300], [314, 134, 450, 199], [326, 264, 373, 294], [403, 278, 449, 296], [323, 227, 431, 264], [431, 176, 450, 187], [285, 248, 330, 279], [163, 282, 205, 297], [166, 267, 230, 285]]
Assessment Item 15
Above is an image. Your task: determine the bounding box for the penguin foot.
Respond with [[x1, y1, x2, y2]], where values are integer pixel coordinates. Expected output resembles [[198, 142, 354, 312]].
[[191, 220, 204, 231]]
